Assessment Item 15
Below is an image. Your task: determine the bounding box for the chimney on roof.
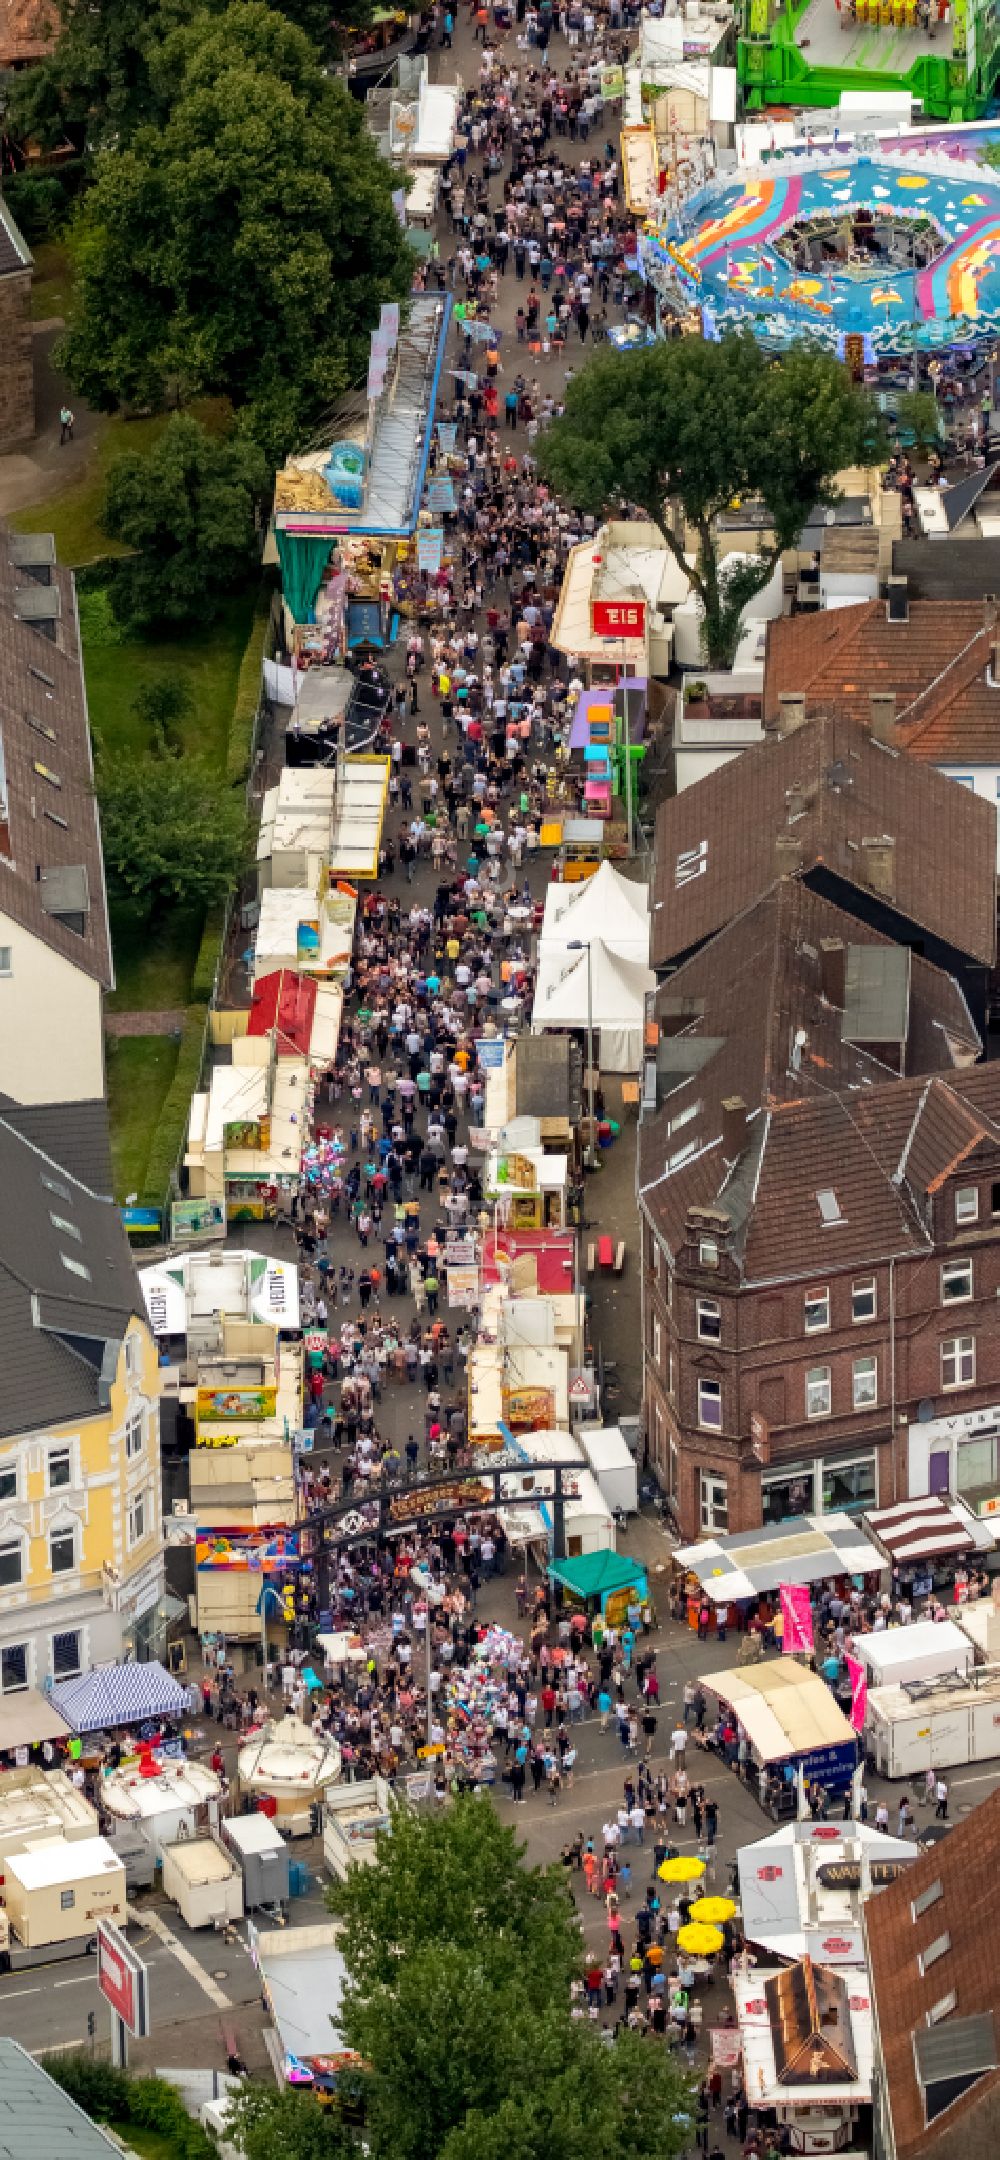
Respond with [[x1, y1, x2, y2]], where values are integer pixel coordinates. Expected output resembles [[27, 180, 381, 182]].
[[777, 692, 806, 736], [721, 1095, 748, 1161], [819, 938, 846, 1008], [776, 832, 803, 877], [868, 691, 896, 746], [862, 835, 896, 900], [886, 576, 908, 624]]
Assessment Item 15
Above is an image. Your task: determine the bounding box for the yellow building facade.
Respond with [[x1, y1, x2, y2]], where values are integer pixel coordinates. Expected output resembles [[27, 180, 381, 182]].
[[0, 1314, 164, 1696]]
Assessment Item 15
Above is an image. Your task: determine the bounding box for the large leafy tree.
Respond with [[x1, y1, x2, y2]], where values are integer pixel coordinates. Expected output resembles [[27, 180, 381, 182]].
[[97, 749, 248, 916], [225, 2084, 356, 2160], [58, 3, 412, 461], [538, 334, 879, 666], [102, 415, 267, 629], [324, 1797, 693, 2160], [6, 0, 372, 151]]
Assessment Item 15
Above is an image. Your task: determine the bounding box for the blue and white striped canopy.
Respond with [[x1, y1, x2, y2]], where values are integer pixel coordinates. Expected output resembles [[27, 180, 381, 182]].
[[48, 1660, 190, 1733]]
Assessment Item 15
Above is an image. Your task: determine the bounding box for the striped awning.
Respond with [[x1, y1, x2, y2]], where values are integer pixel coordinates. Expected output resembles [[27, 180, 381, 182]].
[[48, 1660, 191, 1733], [864, 1496, 977, 1566]]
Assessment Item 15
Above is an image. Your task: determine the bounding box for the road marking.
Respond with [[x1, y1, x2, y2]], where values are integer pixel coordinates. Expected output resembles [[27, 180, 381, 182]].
[[54, 1975, 95, 1987], [0, 1986, 40, 1998], [130, 1904, 231, 2008]]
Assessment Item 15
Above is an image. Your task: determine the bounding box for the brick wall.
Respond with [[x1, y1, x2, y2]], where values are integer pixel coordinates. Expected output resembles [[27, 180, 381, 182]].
[[0, 269, 35, 447], [642, 1155, 1000, 1539]]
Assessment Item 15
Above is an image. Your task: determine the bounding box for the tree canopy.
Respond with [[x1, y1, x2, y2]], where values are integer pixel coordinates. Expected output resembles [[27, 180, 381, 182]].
[[97, 748, 248, 915], [318, 1796, 693, 2160], [102, 415, 268, 629], [538, 333, 879, 665], [58, 3, 412, 460], [7, 0, 373, 150]]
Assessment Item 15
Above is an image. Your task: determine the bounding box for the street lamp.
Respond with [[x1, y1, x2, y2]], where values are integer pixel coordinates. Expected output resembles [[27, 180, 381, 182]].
[[567, 939, 597, 1168]]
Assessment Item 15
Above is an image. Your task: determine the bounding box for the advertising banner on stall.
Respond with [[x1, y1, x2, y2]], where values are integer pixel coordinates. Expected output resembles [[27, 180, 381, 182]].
[[601, 63, 625, 98], [846, 1655, 868, 1734], [710, 2028, 742, 2069], [196, 1528, 300, 1573], [416, 528, 444, 574], [379, 301, 400, 343], [426, 476, 457, 512], [170, 1198, 225, 1243], [437, 422, 458, 453], [779, 1582, 814, 1655], [448, 1264, 481, 1310]]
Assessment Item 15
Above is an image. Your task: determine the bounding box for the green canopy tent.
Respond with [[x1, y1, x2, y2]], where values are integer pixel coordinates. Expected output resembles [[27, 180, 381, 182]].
[[276, 532, 334, 627], [547, 1549, 648, 1616]]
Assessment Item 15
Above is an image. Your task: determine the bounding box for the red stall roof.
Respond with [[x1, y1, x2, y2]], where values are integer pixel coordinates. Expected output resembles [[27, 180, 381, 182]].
[[248, 969, 317, 1059]]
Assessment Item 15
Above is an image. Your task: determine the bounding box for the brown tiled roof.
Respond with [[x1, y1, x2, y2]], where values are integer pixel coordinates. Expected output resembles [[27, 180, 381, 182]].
[[865, 1787, 1000, 2160], [0, 526, 112, 988], [638, 881, 997, 1277], [764, 599, 1000, 765], [0, 0, 57, 66], [651, 711, 997, 971]]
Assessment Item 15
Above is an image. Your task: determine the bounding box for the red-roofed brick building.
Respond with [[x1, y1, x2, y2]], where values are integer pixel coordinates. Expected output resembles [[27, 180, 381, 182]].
[[866, 1787, 1000, 2160], [764, 599, 1000, 865], [639, 879, 1000, 1538]]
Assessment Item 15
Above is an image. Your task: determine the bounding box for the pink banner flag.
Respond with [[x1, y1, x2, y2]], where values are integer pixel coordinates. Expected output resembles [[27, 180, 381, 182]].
[[846, 1655, 867, 1734], [779, 1582, 814, 1655]]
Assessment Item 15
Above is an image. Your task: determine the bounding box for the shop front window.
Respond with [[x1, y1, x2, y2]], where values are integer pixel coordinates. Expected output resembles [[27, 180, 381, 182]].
[[821, 1455, 877, 1514], [956, 1435, 997, 1496], [761, 1467, 816, 1525]]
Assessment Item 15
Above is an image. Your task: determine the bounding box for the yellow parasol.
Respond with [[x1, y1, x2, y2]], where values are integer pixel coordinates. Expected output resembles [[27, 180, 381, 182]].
[[658, 1855, 706, 1884], [689, 1896, 736, 1925], [677, 1921, 724, 1955]]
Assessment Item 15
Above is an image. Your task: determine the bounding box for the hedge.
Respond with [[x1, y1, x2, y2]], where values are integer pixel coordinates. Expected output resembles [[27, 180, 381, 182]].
[[226, 579, 275, 785], [191, 902, 227, 1004], [47, 2054, 216, 2160], [141, 1001, 208, 1208]]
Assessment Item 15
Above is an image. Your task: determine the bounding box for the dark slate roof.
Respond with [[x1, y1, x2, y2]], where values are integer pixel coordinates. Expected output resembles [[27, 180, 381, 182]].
[[651, 710, 996, 970], [638, 880, 992, 1279], [0, 524, 113, 988], [0, 2039, 123, 2156], [0, 1096, 114, 1197], [0, 1105, 142, 1438]]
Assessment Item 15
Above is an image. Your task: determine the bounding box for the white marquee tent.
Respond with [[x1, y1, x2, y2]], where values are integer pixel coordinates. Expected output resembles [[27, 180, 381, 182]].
[[538, 862, 650, 965], [531, 935, 655, 1073]]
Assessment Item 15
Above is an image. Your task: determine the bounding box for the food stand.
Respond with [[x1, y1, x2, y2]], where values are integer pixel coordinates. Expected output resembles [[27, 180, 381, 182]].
[[674, 1514, 886, 1631], [704, 1663, 859, 1811], [547, 1549, 649, 1627]]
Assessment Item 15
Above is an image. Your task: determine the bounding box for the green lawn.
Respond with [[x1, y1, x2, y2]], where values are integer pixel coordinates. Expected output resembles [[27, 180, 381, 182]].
[[106, 1036, 182, 1201], [90, 591, 252, 1012], [10, 396, 233, 568], [30, 237, 74, 322], [107, 905, 207, 1015], [86, 590, 252, 763], [107, 2124, 186, 2160]]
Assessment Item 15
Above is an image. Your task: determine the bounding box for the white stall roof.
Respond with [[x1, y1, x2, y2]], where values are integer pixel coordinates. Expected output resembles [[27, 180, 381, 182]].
[[706, 1663, 855, 1763], [738, 1820, 916, 1962], [854, 1619, 973, 1687], [675, 1513, 885, 1602], [257, 1923, 347, 2060], [7, 1835, 122, 1890]]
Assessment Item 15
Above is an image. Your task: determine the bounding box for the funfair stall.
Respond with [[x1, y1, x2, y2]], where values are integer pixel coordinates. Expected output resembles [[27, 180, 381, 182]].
[[705, 1663, 859, 1808]]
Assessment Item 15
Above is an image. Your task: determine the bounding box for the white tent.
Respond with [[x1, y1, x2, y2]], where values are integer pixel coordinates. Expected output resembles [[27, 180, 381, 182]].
[[531, 935, 655, 1073], [538, 862, 650, 966]]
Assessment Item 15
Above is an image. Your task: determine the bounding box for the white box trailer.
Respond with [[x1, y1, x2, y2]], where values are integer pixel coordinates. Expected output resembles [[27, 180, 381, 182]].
[[2, 1835, 125, 1951], [577, 1426, 639, 1516], [866, 1668, 1000, 1778], [854, 1619, 972, 1692], [161, 1833, 243, 1929]]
